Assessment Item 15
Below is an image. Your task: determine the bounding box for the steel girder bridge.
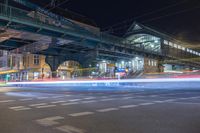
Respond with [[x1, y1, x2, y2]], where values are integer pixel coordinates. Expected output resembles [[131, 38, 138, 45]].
[[0, 1, 199, 75]]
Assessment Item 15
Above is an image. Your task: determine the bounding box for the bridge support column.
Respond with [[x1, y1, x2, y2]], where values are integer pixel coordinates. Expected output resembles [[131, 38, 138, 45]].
[[45, 51, 98, 78], [45, 56, 64, 78], [158, 59, 165, 73]]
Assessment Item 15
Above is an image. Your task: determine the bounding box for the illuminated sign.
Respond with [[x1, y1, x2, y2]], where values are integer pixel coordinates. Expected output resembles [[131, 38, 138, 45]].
[[0, 70, 18, 75]]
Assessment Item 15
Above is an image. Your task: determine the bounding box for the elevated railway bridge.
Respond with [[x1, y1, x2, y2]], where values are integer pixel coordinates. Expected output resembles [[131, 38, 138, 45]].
[[0, 0, 200, 77]]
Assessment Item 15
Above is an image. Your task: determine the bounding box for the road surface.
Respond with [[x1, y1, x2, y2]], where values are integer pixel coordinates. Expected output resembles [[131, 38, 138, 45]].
[[0, 86, 200, 133]]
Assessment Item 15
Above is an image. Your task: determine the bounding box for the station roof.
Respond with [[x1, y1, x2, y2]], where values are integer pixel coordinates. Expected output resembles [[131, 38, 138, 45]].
[[125, 22, 199, 51]]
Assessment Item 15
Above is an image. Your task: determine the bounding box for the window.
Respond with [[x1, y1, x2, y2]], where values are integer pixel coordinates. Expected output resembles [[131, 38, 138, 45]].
[[151, 60, 154, 66], [164, 40, 168, 45], [127, 34, 161, 52], [33, 55, 40, 65], [182, 47, 186, 51], [154, 60, 157, 66], [192, 50, 195, 54], [169, 42, 173, 47], [23, 56, 26, 67], [174, 44, 178, 48], [0, 50, 3, 57], [177, 45, 182, 49], [148, 60, 151, 66]]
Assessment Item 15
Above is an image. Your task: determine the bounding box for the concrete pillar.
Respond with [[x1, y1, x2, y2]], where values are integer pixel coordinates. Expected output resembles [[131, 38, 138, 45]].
[[51, 71, 57, 78], [45, 56, 61, 78]]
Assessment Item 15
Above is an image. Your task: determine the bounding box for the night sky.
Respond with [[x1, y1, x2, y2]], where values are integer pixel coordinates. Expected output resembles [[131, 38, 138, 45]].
[[65, 0, 200, 44], [10, 0, 200, 44]]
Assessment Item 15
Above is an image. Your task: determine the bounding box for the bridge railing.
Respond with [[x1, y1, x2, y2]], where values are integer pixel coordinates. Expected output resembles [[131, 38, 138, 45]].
[[0, 3, 99, 38], [0, 4, 166, 55], [100, 32, 163, 56]]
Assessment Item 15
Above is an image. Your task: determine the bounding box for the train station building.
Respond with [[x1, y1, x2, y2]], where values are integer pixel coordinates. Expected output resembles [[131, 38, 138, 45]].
[[0, 21, 199, 81]]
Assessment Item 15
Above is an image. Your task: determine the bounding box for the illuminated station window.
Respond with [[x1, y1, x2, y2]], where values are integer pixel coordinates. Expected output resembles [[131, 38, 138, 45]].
[[164, 40, 168, 45], [126, 34, 161, 53]]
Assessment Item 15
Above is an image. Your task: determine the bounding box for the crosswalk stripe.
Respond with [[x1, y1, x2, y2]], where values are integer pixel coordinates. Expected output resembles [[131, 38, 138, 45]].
[[0, 100, 15, 103], [56, 125, 85, 133], [97, 108, 118, 112], [69, 99, 81, 102], [81, 100, 96, 104], [19, 98, 33, 101], [14, 107, 31, 111], [9, 106, 25, 109], [139, 103, 155, 106], [119, 105, 138, 108], [36, 116, 64, 126], [69, 112, 94, 117], [61, 102, 79, 106], [51, 101, 66, 104], [100, 98, 115, 101], [30, 103, 47, 107], [36, 105, 56, 108]]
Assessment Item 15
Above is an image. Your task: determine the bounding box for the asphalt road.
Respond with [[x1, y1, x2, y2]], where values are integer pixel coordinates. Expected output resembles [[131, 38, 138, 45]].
[[0, 86, 200, 133]]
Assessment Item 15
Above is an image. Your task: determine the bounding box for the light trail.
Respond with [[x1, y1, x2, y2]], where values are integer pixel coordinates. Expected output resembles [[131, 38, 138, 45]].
[[7, 78, 200, 85]]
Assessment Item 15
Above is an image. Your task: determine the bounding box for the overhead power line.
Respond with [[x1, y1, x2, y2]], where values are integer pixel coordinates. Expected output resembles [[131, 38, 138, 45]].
[[42, 0, 70, 11], [103, 0, 188, 31], [134, 0, 188, 20], [142, 5, 200, 23], [103, 4, 200, 35], [48, 0, 70, 11]]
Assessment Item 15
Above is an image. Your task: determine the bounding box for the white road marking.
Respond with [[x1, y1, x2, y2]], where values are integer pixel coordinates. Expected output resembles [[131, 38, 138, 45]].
[[65, 95, 71, 97], [9, 106, 24, 109], [0, 100, 15, 103], [84, 97, 95, 100], [97, 108, 118, 112], [19, 98, 33, 101], [123, 94, 132, 97], [36, 116, 64, 126], [14, 107, 31, 111], [188, 96, 200, 99], [153, 101, 165, 103], [100, 98, 115, 101], [37, 97, 49, 99], [139, 103, 155, 106], [10, 106, 31, 111], [178, 98, 190, 100], [122, 97, 133, 100], [120, 104, 138, 108], [69, 112, 94, 117], [81, 100, 96, 104], [56, 125, 85, 133], [51, 101, 66, 104], [149, 95, 158, 97], [30, 103, 47, 107], [69, 99, 81, 102], [36, 105, 56, 108], [163, 99, 176, 102], [61, 102, 79, 106], [169, 102, 200, 105], [52, 96, 64, 98], [101, 96, 108, 99]]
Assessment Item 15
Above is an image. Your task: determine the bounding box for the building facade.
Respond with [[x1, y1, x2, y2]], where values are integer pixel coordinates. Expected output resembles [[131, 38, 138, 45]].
[[0, 50, 81, 81]]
